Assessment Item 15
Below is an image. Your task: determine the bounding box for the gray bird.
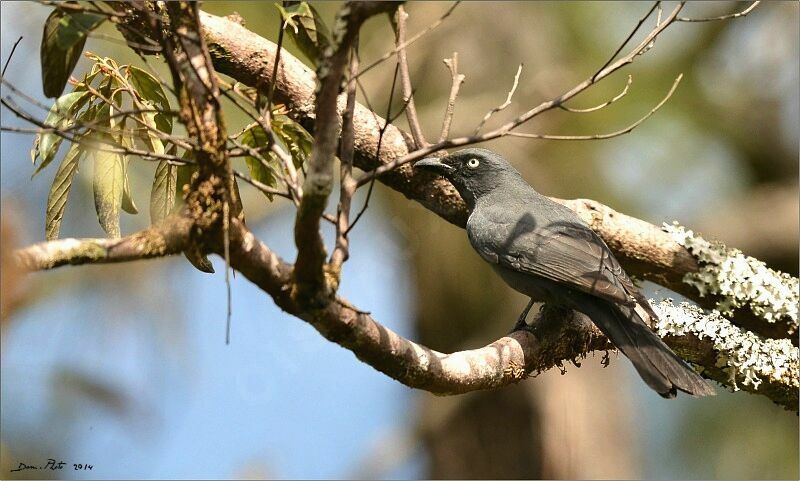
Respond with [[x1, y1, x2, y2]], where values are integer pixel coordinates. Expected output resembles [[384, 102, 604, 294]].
[[415, 148, 714, 398]]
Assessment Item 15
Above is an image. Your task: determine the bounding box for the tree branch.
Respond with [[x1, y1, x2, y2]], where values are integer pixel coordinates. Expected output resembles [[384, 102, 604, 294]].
[[59, 2, 791, 409], [393, 5, 428, 149], [193, 9, 468, 226], [330, 48, 360, 272], [293, 1, 396, 302], [439, 52, 465, 143], [175, 9, 796, 338], [555, 199, 797, 341], [14, 216, 192, 271], [677, 1, 760, 22], [224, 220, 797, 409], [507, 74, 681, 141]]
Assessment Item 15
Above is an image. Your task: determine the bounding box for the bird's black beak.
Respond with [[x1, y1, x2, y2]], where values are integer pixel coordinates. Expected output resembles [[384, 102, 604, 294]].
[[415, 157, 453, 175]]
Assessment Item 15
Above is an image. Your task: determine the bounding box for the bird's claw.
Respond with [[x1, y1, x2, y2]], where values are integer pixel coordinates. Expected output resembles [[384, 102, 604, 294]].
[[508, 298, 536, 334]]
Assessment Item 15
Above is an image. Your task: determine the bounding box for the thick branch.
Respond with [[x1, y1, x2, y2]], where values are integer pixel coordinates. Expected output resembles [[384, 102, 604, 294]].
[[14, 216, 192, 271], [227, 220, 606, 393], [224, 221, 797, 409], [102, 4, 795, 404], [188, 10, 792, 338], [556, 199, 796, 340]]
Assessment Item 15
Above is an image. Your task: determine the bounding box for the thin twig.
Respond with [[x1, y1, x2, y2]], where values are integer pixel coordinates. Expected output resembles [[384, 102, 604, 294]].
[[356, 2, 461, 79], [677, 1, 760, 22], [393, 5, 428, 149], [264, 14, 286, 121], [1, 96, 187, 163], [90, 32, 163, 53], [40, 1, 125, 18], [593, 2, 660, 81], [438, 52, 465, 142], [233, 170, 293, 200], [330, 46, 360, 270], [347, 63, 400, 232], [217, 80, 301, 202], [472, 63, 523, 135], [228, 136, 291, 194], [356, 3, 688, 185], [509, 73, 682, 140], [223, 199, 233, 345], [559, 75, 632, 113], [294, 2, 395, 296], [2, 36, 22, 77]]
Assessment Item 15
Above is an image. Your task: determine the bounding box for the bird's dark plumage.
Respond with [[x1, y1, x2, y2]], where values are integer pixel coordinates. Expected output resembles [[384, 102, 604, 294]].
[[415, 148, 714, 398]]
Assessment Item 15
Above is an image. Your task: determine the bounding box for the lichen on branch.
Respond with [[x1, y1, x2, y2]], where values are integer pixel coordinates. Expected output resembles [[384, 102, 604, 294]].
[[664, 222, 799, 332], [653, 298, 798, 410]]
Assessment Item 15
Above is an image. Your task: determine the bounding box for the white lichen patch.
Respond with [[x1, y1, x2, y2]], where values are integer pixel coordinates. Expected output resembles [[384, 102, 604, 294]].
[[664, 222, 799, 330], [651, 298, 799, 391]]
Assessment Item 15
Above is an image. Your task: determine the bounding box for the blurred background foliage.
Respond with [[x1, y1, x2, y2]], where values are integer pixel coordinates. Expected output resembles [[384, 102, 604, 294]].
[[1, 1, 797, 479]]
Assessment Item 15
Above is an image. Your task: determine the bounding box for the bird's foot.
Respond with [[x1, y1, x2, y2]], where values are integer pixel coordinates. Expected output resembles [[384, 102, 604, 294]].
[[507, 318, 534, 335], [508, 298, 536, 334]]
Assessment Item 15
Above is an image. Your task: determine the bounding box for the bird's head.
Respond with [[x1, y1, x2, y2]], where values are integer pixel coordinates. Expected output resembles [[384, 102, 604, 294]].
[[414, 148, 524, 208]]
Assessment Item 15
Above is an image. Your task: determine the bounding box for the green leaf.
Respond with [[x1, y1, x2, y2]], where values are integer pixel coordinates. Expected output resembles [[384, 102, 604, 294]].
[[32, 90, 91, 175], [150, 160, 177, 223], [277, 1, 331, 67], [41, 4, 106, 98], [72, 62, 102, 92], [240, 125, 278, 199], [127, 66, 172, 134], [45, 142, 85, 240], [92, 141, 124, 238], [139, 110, 165, 155], [272, 114, 312, 168], [121, 156, 139, 215], [108, 88, 126, 132]]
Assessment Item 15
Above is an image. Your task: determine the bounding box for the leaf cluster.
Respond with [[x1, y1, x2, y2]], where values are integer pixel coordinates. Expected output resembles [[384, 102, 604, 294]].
[[32, 53, 185, 239]]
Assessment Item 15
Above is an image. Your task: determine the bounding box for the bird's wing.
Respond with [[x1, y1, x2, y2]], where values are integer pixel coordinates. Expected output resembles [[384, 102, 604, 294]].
[[474, 214, 645, 309]]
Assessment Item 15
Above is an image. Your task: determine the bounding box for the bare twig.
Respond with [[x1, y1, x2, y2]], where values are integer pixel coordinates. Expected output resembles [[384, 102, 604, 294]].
[[330, 47, 360, 271], [677, 1, 760, 22], [294, 2, 396, 300], [2, 36, 22, 77], [438, 52, 465, 142], [90, 32, 163, 53], [233, 170, 293, 200], [216, 82, 302, 202], [228, 136, 292, 195], [356, 2, 461, 79], [593, 2, 661, 81], [559, 74, 632, 113], [510, 74, 681, 140], [358, 3, 688, 184], [40, 1, 125, 18], [264, 13, 286, 120], [472, 63, 523, 135], [393, 5, 428, 150], [223, 199, 232, 344], [347, 64, 401, 234], [0, 96, 188, 163]]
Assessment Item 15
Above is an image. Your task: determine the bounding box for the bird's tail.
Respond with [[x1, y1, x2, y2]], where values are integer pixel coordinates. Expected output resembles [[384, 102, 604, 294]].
[[585, 300, 715, 398]]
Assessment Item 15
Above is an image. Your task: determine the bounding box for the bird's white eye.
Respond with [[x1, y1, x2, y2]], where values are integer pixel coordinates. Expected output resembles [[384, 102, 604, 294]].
[[467, 158, 480, 169]]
